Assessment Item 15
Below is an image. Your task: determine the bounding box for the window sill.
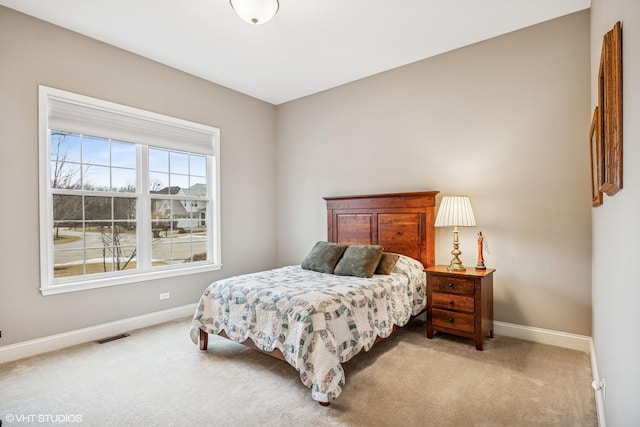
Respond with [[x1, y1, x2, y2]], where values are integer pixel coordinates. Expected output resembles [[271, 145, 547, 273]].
[[40, 263, 222, 296]]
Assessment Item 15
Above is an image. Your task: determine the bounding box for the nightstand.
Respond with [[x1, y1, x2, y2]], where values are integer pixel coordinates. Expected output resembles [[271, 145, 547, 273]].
[[425, 265, 495, 350]]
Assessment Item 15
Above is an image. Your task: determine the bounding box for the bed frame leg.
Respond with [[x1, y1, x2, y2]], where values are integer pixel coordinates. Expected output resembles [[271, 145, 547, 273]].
[[199, 328, 209, 351]]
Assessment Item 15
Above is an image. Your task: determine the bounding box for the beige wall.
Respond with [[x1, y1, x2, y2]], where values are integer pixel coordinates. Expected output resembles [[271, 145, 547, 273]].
[[276, 11, 592, 335], [6, 3, 638, 421], [0, 7, 277, 346], [590, 1, 640, 425], [0, 7, 595, 346]]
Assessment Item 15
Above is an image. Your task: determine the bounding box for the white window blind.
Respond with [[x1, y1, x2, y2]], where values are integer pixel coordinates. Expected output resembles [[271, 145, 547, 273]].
[[44, 87, 216, 156]]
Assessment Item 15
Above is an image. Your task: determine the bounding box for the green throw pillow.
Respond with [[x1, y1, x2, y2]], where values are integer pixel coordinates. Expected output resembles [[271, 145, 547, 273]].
[[375, 252, 400, 275], [301, 241, 348, 274], [334, 245, 384, 278]]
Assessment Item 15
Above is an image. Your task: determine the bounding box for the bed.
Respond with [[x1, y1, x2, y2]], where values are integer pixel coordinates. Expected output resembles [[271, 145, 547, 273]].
[[190, 191, 438, 404]]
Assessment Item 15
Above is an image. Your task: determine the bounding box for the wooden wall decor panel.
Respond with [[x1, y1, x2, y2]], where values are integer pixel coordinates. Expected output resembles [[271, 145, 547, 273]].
[[599, 21, 623, 196]]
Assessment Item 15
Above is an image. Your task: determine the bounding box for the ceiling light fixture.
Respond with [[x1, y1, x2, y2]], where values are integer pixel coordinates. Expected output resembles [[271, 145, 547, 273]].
[[230, 0, 279, 25]]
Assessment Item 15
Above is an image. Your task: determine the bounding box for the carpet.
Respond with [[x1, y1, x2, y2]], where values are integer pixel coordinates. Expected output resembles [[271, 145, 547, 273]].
[[0, 317, 597, 426]]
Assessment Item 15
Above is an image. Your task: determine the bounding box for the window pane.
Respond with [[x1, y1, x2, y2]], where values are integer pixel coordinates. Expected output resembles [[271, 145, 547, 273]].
[[151, 198, 175, 221], [170, 151, 189, 174], [170, 242, 192, 263], [151, 241, 192, 265], [53, 195, 83, 221], [170, 173, 189, 190], [84, 224, 137, 272], [191, 227, 207, 261], [53, 223, 83, 249], [50, 132, 82, 193], [170, 200, 190, 232], [50, 131, 81, 163], [190, 155, 206, 176], [111, 140, 136, 168], [51, 161, 82, 189], [54, 249, 85, 278], [53, 223, 83, 244], [149, 148, 168, 172], [189, 176, 206, 191], [83, 165, 110, 191], [114, 198, 136, 221], [149, 172, 169, 193], [175, 209, 194, 230], [86, 248, 114, 273], [83, 135, 110, 166], [113, 226, 137, 249], [114, 245, 137, 271], [151, 198, 163, 220], [108, 237, 136, 271], [151, 243, 172, 265], [85, 197, 112, 220], [175, 200, 207, 231], [153, 207, 209, 264], [112, 167, 136, 192], [85, 223, 113, 249], [193, 218, 208, 234]]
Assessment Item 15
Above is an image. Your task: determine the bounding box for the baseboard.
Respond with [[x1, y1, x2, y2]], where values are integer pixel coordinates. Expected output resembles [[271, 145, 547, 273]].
[[0, 303, 197, 364], [495, 322, 603, 424], [1, 312, 592, 359], [494, 321, 591, 353], [590, 339, 606, 427]]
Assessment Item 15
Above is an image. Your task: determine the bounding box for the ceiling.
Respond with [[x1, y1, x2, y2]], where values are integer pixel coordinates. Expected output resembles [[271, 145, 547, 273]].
[[1, 0, 590, 105]]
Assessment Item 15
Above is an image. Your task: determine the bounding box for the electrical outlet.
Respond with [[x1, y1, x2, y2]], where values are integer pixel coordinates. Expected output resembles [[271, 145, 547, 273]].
[[159, 292, 170, 300], [592, 378, 606, 400]]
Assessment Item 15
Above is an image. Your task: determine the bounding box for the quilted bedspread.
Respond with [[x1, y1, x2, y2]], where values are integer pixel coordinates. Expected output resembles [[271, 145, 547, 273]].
[[189, 255, 426, 403]]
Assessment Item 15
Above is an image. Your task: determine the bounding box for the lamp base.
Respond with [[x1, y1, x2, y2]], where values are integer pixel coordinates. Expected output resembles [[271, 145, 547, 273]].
[[447, 258, 466, 272], [447, 227, 466, 271]]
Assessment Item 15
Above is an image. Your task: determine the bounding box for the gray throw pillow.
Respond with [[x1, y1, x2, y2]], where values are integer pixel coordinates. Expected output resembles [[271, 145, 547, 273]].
[[375, 252, 400, 275], [334, 245, 384, 278], [301, 241, 348, 274]]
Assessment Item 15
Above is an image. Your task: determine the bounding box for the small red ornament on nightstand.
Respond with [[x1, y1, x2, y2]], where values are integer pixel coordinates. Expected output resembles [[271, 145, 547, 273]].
[[476, 231, 486, 270]]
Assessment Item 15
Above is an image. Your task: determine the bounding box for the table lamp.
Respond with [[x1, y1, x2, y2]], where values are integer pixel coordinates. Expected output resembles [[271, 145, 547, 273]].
[[435, 196, 476, 271]]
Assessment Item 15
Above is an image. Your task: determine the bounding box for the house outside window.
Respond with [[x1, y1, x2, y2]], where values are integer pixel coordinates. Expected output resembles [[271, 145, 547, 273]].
[[39, 86, 221, 295]]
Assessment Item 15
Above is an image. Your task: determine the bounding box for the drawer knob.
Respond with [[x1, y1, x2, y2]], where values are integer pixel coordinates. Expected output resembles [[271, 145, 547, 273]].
[[449, 318, 454, 323], [449, 300, 454, 305], [448, 283, 454, 288]]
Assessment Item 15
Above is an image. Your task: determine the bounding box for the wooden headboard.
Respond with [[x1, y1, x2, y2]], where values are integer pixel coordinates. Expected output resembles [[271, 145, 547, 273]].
[[324, 191, 439, 268]]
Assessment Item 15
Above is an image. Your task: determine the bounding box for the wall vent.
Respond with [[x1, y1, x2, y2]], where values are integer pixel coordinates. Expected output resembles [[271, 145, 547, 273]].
[[96, 333, 130, 344]]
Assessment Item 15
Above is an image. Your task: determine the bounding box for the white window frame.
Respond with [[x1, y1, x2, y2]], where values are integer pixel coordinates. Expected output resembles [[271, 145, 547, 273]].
[[38, 86, 221, 296]]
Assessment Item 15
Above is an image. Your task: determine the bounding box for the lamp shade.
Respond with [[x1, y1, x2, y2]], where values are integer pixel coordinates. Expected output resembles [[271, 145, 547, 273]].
[[230, 0, 279, 25], [434, 196, 476, 227]]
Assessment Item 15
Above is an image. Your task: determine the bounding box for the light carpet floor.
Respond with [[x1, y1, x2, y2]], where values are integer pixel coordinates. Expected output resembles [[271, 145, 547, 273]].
[[0, 317, 597, 426]]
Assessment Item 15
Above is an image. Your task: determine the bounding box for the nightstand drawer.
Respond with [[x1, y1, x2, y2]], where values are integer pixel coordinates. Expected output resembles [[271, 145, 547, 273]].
[[430, 275, 474, 295], [432, 292, 474, 313], [432, 309, 474, 333]]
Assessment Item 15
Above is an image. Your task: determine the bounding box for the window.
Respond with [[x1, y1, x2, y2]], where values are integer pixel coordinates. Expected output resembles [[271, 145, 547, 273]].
[[39, 86, 221, 295]]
